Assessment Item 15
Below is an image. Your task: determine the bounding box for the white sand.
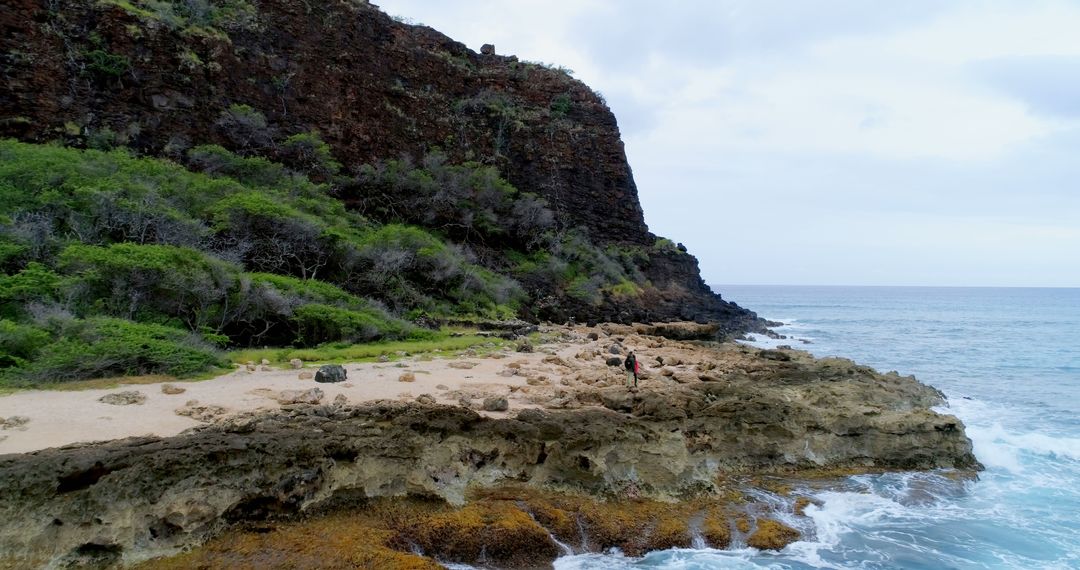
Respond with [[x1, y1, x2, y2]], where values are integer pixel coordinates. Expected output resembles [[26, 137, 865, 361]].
[[0, 335, 626, 455]]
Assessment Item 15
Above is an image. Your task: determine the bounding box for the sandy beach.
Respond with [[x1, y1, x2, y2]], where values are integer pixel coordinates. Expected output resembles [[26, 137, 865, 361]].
[[0, 326, 655, 455]]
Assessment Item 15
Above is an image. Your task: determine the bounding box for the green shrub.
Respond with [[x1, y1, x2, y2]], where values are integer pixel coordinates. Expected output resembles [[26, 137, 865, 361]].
[[291, 304, 415, 347], [0, 317, 225, 384], [84, 49, 131, 78], [280, 131, 341, 178], [0, 319, 50, 369], [0, 262, 62, 318]]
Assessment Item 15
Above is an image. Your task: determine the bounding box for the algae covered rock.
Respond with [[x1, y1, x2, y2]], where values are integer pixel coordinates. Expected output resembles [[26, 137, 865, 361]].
[[747, 518, 800, 550]]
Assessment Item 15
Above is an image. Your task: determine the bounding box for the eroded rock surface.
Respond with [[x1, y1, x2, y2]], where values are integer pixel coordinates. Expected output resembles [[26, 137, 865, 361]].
[[0, 338, 978, 567]]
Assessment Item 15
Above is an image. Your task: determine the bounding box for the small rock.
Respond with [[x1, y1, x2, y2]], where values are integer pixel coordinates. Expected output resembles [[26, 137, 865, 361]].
[[497, 368, 517, 377], [660, 367, 675, 377], [399, 372, 416, 382], [0, 416, 30, 431], [260, 358, 270, 365], [289, 358, 304, 369], [608, 345, 622, 355], [542, 355, 570, 367], [245, 361, 255, 366], [448, 361, 478, 369], [176, 400, 229, 422], [315, 364, 347, 383], [435, 384, 449, 390], [333, 394, 348, 406], [298, 371, 314, 380], [587, 332, 600, 341], [605, 357, 622, 367], [482, 396, 509, 412], [98, 391, 146, 406], [259, 365, 272, 372], [341, 383, 354, 388], [245, 364, 257, 372], [161, 384, 186, 395], [416, 394, 436, 405], [378, 354, 390, 363], [516, 342, 534, 353]]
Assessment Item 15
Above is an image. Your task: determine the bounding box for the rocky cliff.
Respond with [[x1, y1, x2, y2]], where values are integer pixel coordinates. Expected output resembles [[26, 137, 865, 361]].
[[0, 0, 759, 330], [0, 334, 979, 568]]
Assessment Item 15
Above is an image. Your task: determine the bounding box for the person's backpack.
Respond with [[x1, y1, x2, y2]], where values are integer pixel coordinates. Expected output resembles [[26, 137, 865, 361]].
[[624, 355, 634, 370]]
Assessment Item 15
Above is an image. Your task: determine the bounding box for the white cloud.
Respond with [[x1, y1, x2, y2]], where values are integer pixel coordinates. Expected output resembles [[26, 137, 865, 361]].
[[377, 0, 1080, 286]]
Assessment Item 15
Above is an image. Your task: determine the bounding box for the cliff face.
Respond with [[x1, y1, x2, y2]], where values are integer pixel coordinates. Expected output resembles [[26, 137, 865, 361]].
[[0, 0, 757, 329], [0, 338, 979, 567]]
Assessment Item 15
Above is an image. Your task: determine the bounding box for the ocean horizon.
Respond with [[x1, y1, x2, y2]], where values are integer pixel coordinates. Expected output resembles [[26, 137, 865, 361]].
[[552, 284, 1080, 569]]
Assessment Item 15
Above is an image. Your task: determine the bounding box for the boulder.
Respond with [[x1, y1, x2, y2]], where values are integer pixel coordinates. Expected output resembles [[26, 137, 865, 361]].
[[273, 388, 324, 405], [98, 391, 146, 406], [482, 396, 509, 412], [481, 43, 495, 55], [315, 364, 347, 383], [606, 357, 623, 367]]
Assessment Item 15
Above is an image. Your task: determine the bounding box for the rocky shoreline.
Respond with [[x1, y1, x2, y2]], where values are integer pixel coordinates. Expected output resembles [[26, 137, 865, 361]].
[[0, 324, 979, 568]]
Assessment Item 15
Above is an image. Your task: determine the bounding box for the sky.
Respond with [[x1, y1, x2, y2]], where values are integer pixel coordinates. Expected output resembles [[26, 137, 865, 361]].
[[377, 1, 1080, 287]]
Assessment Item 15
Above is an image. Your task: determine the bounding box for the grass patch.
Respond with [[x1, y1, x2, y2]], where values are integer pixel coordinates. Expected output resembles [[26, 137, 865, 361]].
[[227, 333, 505, 366]]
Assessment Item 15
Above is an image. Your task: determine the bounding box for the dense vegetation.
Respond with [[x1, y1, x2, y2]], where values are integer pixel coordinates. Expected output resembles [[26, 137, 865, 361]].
[[0, 138, 651, 385]]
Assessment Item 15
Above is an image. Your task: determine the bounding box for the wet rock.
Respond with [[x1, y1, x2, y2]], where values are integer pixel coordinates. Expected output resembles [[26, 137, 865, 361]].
[[315, 364, 347, 383], [98, 391, 146, 406], [161, 384, 186, 395]]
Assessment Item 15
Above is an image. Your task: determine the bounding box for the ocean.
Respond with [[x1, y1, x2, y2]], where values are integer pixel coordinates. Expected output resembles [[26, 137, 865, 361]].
[[553, 285, 1080, 570]]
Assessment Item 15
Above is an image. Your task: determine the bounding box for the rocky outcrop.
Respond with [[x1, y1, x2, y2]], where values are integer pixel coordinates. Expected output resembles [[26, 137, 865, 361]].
[[0, 340, 978, 567], [0, 0, 759, 330]]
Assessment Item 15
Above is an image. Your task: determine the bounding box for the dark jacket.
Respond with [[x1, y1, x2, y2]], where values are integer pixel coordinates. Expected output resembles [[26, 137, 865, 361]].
[[623, 354, 636, 371]]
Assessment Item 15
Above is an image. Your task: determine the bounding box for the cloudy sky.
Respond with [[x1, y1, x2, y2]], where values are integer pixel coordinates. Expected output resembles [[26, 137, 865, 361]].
[[379, 1, 1080, 287]]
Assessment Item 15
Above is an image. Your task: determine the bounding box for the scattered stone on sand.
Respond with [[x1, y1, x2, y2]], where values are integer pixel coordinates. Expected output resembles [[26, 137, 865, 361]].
[[298, 371, 314, 380], [260, 359, 270, 365], [315, 364, 347, 383], [175, 400, 229, 422], [1, 416, 30, 431], [377, 355, 390, 363], [587, 332, 600, 341], [161, 384, 186, 395], [482, 396, 509, 412], [399, 372, 416, 383], [448, 361, 478, 369], [289, 358, 304, 369], [416, 394, 436, 405], [435, 384, 449, 390], [543, 355, 570, 367], [98, 391, 147, 406], [273, 388, 324, 405], [497, 368, 517, 378], [332, 394, 348, 407], [245, 364, 257, 372], [525, 375, 549, 386]]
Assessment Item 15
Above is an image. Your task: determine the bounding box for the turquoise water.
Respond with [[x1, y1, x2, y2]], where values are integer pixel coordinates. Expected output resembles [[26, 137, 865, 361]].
[[554, 286, 1080, 570]]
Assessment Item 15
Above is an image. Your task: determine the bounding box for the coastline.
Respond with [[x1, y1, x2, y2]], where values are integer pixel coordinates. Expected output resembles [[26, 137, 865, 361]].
[[0, 322, 979, 568]]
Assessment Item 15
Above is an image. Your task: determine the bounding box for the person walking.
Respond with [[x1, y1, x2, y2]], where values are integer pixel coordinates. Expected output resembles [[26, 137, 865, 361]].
[[624, 351, 638, 389]]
